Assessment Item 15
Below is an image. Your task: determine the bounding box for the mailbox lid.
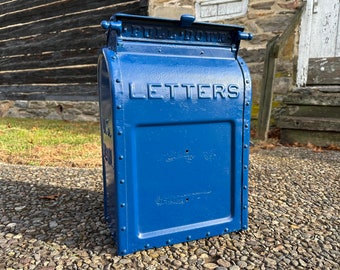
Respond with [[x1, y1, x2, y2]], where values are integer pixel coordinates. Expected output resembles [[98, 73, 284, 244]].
[[104, 13, 250, 57]]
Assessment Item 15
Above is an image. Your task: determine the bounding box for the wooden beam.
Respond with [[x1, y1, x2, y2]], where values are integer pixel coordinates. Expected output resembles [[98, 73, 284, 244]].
[[280, 129, 340, 147], [278, 116, 340, 132], [256, 36, 278, 140], [256, 3, 306, 140], [307, 57, 340, 85], [283, 87, 340, 106]]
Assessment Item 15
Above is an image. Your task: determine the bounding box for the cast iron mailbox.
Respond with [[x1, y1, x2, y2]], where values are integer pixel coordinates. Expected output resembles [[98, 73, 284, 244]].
[[98, 13, 252, 255]]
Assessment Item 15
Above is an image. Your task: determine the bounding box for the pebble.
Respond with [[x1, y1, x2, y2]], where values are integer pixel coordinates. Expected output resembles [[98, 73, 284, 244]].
[[203, 262, 218, 269], [49, 221, 58, 228], [264, 257, 276, 267], [0, 147, 339, 269], [237, 260, 247, 268], [299, 259, 307, 267], [217, 259, 231, 268], [229, 265, 240, 270]]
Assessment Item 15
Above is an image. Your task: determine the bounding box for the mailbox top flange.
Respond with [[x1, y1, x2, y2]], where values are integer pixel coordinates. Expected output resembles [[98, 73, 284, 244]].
[[102, 13, 252, 51]]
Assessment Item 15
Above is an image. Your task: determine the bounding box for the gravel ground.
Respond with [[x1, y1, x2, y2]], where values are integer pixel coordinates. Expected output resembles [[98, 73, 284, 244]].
[[0, 146, 339, 270]]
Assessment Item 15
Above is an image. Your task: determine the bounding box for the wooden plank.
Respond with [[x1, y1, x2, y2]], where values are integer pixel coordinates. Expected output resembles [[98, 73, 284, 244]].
[[1, 49, 98, 70], [307, 57, 340, 85], [0, 4, 143, 56], [0, 0, 65, 15], [256, 3, 306, 141], [282, 105, 340, 118], [0, 0, 135, 28], [0, 1, 140, 39], [1, 30, 103, 57], [296, 0, 313, 87], [1, 65, 97, 84], [0, 84, 98, 101], [256, 36, 278, 140], [280, 129, 340, 147], [283, 87, 340, 106], [278, 116, 340, 132], [0, 0, 146, 102]]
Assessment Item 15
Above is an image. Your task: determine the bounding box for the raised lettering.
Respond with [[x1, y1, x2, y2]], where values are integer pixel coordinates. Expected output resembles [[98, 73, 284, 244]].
[[143, 26, 152, 38], [124, 24, 231, 44], [131, 25, 141, 37], [195, 31, 203, 41], [148, 83, 163, 99], [197, 84, 212, 99], [165, 83, 179, 99], [128, 82, 240, 100], [228, 84, 239, 98], [213, 84, 227, 98], [154, 27, 163, 39], [184, 30, 193, 40], [129, 82, 146, 99], [182, 83, 195, 99]]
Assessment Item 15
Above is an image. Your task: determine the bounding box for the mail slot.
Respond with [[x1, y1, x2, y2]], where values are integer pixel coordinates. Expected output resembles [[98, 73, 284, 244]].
[[98, 13, 252, 255]]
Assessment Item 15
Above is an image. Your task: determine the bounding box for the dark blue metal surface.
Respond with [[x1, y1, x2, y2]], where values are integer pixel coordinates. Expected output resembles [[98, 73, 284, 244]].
[[98, 13, 252, 255]]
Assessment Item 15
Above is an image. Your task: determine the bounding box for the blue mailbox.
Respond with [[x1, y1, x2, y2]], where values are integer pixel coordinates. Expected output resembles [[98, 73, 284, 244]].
[[98, 13, 252, 255]]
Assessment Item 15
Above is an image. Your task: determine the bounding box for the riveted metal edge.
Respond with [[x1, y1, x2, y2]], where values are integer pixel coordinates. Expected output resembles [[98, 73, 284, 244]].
[[238, 56, 251, 231], [108, 49, 129, 255]]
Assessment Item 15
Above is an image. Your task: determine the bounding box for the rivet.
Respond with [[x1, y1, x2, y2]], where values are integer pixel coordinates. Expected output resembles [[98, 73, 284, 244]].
[[187, 235, 191, 240], [243, 185, 247, 189], [121, 226, 126, 231], [243, 205, 247, 209], [206, 232, 210, 237], [117, 130, 123, 135], [120, 179, 125, 184], [246, 79, 250, 84], [117, 105, 122, 109], [166, 239, 171, 244], [244, 144, 248, 149], [224, 228, 229, 233], [116, 79, 121, 83], [243, 165, 248, 169], [145, 244, 150, 248], [245, 124, 249, 128], [119, 155, 124, 160], [243, 225, 247, 229], [122, 249, 127, 255], [246, 102, 250, 106], [120, 203, 125, 208]]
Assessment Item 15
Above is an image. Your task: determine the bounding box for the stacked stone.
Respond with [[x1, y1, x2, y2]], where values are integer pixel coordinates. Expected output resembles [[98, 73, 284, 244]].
[[0, 100, 99, 122]]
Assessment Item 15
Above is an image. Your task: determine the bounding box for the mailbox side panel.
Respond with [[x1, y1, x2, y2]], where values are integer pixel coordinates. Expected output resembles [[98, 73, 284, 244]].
[[98, 51, 116, 232], [98, 49, 131, 253]]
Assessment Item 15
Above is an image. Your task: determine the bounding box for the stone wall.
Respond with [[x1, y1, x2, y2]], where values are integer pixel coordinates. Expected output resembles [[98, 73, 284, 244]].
[[149, 0, 304, 119], [0, 100, 99, 122]]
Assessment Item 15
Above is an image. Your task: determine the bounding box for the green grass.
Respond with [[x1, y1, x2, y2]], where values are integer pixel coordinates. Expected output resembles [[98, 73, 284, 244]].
[[0, 117, 102, 167]]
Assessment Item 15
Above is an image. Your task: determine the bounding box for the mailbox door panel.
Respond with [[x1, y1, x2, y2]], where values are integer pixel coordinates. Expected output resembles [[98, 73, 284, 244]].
[[114, 48, 245, 252]]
